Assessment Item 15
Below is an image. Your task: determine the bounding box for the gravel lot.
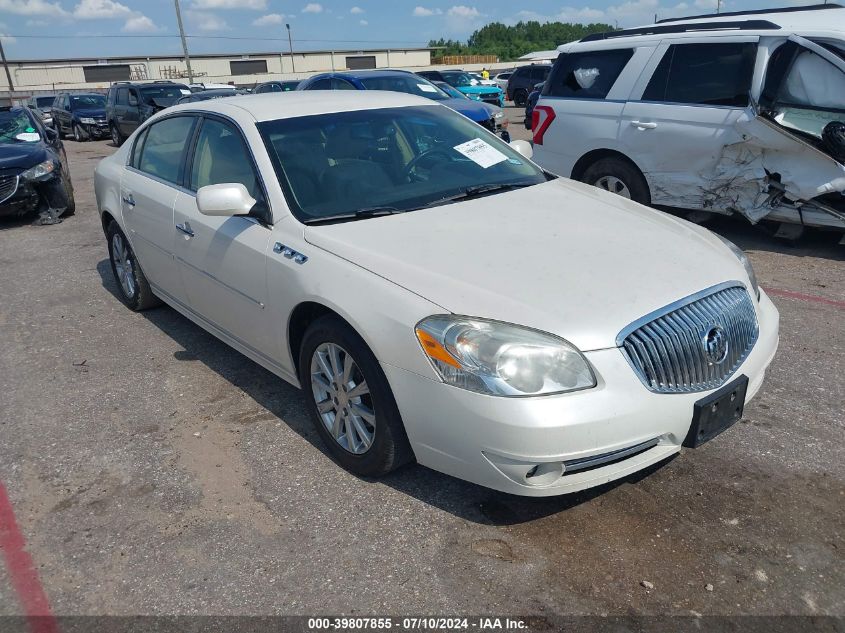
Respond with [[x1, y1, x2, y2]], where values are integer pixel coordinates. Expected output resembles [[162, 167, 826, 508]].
[[0, 112, 843, 627]]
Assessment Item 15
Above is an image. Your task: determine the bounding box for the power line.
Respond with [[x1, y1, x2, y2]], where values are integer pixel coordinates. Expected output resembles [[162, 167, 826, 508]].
[[3, 33, 428, 44]]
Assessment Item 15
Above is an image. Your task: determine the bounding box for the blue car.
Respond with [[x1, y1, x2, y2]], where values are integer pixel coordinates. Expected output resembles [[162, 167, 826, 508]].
[[416, 70, 504, 107], [297, 70, 504, 135], [432, 81, 509, 141]]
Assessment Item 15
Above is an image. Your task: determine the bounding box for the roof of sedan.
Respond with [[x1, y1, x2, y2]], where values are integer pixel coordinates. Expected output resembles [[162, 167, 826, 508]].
[[167, 90, 437, 122]]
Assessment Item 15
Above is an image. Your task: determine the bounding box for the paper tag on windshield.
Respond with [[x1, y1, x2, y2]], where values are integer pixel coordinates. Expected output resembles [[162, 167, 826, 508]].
[[16, 133, 40, 142], [453, 138, 507, 169], [418, 83, 437, 93]]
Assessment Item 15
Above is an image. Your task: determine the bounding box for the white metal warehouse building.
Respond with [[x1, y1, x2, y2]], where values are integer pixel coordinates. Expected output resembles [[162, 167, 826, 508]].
[[1, 47, 434, 95]]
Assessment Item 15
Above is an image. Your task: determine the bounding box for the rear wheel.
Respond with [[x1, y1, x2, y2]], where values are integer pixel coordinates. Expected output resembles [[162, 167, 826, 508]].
[[581, 157, 650, 206], [513, 89, 528, 107], [299, 315, 413, 477], [106, 222, 160, 311]]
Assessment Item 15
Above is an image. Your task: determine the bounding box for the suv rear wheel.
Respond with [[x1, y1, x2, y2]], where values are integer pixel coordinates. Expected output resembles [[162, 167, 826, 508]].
[[581, 157, 650, 206], [513, 88, 528, 107]]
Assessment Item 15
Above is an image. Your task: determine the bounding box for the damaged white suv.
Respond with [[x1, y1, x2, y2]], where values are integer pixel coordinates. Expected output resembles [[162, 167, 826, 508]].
[[531, 4, 845, 236]]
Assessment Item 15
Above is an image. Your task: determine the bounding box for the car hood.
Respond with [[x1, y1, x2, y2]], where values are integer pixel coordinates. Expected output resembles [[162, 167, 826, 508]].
[[0, 142, 49, 170], [303, 179, 750, 352], [441, 98, 491, 122], [459, 86, 501, 95], [74, 107, 106, 118]]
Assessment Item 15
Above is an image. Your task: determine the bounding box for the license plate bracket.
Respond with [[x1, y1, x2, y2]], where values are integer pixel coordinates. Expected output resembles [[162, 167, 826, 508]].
[[683, 375, 749, 448]]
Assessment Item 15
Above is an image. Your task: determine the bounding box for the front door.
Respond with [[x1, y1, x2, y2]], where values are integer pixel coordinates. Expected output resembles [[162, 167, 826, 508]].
[[172, 116, 276, 358], [619, 38, 760, 211], [120, 115, 197, 303]]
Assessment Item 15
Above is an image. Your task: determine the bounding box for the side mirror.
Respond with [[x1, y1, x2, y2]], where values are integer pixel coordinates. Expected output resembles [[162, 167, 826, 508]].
[[196, 183, 256, 217], [128, 94, 138, 107], [45, 127, 59, 141], [509, 139, 533, 160]]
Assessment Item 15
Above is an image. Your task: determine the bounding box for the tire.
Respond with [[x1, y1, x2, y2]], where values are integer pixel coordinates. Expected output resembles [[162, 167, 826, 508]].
[[298, 315, 414, 478], [111, 124, 124, 147], [513, 89, 528, 107], [62, 179, 76, 216], [106, 221, 160, 311], [581, 157, 651, 206], [72, 123, 85, 142]]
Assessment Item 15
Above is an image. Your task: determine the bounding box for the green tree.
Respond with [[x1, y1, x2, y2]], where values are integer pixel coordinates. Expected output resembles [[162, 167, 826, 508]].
[[429, 21, 615, 61]]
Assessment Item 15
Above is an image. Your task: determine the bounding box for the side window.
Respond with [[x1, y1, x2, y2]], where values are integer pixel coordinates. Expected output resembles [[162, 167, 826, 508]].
[[116, 88, 128, 106], [130, 127, 149, 169], [332, 78, 356, 90], [531, 66, 548, 81], [189, 118, 263, 207], [309, 78, 332, 90], [642, 42, 757, 107], [136, 116, 196, 184], [546, 49, 634, 99]]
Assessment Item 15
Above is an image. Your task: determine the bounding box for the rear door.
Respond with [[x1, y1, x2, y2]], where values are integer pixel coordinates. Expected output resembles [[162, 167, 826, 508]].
[[532, 46, 644, 178], [121, 115, 197, 303], [121, 88, 142, 136], [172, 115, 275, 356], [618, 38, 759, 211]]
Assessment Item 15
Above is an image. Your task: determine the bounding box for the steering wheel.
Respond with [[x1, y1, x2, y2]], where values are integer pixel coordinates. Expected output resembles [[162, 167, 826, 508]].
[[403, 148, 455, 182]]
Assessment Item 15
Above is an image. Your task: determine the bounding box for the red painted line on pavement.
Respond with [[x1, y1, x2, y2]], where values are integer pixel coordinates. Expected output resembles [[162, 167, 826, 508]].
[[0, 483, 59, 633], [763, 286, 845, 309]]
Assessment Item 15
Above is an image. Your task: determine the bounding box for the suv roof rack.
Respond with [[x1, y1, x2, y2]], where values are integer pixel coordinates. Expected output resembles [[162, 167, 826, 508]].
[[580, 19, 780, 42], [657, 3, 842, 24]]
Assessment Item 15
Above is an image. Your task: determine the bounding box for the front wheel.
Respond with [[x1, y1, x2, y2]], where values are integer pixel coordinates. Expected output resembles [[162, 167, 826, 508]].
[[106, 222, 160, 311], [581, 157, 651, 206], [299, 315, 413, 477], [111, 124, 124, 147], [72, 124, 84, 142]]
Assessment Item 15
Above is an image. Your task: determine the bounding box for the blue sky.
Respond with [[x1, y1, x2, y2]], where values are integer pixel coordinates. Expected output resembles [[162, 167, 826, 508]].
[[0, 0, 818, 59]]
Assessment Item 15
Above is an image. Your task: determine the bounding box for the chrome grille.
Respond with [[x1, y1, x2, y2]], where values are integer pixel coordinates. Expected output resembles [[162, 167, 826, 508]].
[[618, 283, 758, 394], [0, 174, 19, 204]]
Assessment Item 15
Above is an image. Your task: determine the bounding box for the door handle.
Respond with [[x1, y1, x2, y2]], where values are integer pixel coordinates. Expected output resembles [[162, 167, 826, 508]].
[[122, 193, 135, 207], [175, 222, 194, 237], [630, 121, 657, 129]]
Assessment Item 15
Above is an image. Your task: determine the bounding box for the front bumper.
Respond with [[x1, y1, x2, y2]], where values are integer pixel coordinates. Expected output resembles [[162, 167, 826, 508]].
[[0, 171, 71, 218], [383, 290, 779, 496], [80, 121, 109, 139]]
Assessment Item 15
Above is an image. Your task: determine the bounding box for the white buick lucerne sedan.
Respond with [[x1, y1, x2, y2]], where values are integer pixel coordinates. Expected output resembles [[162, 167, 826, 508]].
[[94, 92, 779, 496]]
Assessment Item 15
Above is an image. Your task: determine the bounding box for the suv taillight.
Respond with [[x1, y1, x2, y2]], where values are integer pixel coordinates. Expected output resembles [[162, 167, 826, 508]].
[[532, 105, 555, 145]]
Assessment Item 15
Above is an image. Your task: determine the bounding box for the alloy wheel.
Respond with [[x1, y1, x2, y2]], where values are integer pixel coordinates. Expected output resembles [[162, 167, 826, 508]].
[[111, 126, 120, 146], [595, 175, 632, 199], [310, 342, 375, 455], [73, 125, 82, 142], [111, 233, 136, 299]]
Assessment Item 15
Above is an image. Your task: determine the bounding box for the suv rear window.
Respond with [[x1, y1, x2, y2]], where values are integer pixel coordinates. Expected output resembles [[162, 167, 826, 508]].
[[642, 42, 757, 107], [545, 49, 634, 99]]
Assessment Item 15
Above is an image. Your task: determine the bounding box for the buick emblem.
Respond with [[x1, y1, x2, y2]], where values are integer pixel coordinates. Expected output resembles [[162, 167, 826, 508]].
[[703, 325, 729, 364]]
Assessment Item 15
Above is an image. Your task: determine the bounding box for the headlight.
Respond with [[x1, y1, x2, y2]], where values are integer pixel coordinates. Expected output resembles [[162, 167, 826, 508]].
[[716, 235, 759, 300], [79, 117, 96, 124], [21, 160, 56, 181], [415, 316, 596, 397]]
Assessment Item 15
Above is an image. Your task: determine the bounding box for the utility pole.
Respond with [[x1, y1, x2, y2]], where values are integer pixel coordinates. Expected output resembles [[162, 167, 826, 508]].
[[0, 38, 14, 94], [174, 0, 194, 84], [716, 0, 721, 13], [286, 23, 295, 73]]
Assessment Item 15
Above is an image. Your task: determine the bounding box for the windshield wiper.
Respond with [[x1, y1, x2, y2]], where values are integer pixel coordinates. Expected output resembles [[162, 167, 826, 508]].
[[424, 182, 536, 208], [302, 206, 405, 225]]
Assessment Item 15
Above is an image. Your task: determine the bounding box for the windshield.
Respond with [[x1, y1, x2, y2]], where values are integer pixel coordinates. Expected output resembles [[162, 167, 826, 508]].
[[443, 72, 473, 88], [258, 105, 545, 223], [359, 75, 449, 101], [0, 109, 39, 143], [140, 86, 186, 103], [35, 97, 54, 108], [435, 82, 466, 100], [70, 94, 106, 110]]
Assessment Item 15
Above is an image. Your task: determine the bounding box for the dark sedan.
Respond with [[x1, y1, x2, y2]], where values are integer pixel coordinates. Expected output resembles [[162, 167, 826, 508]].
[[52, 93, 108, 142], [0, 106, 75, 225]]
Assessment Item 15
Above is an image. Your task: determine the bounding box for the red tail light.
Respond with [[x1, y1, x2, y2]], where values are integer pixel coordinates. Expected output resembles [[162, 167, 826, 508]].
[[532, 105, 555, 145]]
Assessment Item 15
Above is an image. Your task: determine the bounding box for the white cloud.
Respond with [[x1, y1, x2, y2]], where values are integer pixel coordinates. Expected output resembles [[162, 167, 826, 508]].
[[122, 14, 157, 31], [186, 10, 228, 30], [446, 5, 479, 18], [350, 5, 363, 13], [513, 0, 698, 28], [73, 0, 131, 19], [412, 6, 441, 17], [301, 2, 322, 12], [252, 12, 284, 25], [191, 0, 266, 10], [0, 0, 70, 17], [359, 18, 367, 24]]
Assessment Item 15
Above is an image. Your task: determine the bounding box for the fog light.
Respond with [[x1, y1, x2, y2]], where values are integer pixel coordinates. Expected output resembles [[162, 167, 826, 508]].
[[483, 452, 565, 487]]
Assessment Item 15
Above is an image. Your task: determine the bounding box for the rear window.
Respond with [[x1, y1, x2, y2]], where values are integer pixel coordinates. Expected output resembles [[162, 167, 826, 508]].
[[642, 42, 757, 107], [545, 49, 633, 99]]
